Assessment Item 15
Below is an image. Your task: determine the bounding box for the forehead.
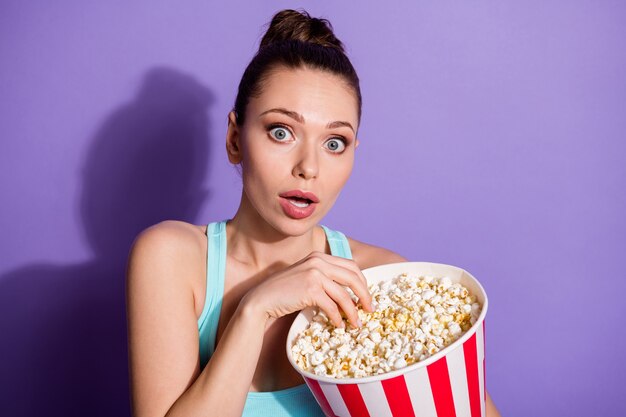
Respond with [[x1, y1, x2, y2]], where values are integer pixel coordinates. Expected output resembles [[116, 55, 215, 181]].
[[249, 67, 359, 128]]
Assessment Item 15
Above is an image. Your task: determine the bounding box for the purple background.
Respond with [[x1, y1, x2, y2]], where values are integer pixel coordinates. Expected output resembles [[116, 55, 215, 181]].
[[1, 1, 624, 416]]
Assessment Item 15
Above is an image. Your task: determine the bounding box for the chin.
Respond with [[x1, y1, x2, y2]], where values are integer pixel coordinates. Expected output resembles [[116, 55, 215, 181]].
[[263, 212, 320, 237], [276, 218, 317, 237]]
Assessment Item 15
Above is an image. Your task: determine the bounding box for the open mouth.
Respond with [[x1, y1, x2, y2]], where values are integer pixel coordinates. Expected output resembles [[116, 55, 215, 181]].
[[278, 191, 318, 219], [285, 196, 313, 207]]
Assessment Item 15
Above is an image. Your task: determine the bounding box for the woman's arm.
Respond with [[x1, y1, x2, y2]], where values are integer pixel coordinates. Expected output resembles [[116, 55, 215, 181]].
[[126, 223, 267, 417], [349, 238, 502, 417], [165, 300, 268, 417], [127, 223, 373, 417]]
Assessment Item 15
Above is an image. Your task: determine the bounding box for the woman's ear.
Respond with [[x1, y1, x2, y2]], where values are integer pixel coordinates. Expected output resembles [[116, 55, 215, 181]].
[[226, 111, 243, 164], [355, 138, 360, 149]]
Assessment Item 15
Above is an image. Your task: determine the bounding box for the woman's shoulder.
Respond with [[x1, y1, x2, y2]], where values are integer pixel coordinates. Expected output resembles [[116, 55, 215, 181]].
[[131, 220, 206, 255], [127, 220, 207, 283], [346, 235, 408, 270], [127, 220, 210, 316]]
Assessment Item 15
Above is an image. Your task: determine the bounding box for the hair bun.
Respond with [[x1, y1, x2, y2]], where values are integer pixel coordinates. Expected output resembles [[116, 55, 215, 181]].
[[259, 9, 345, 53]]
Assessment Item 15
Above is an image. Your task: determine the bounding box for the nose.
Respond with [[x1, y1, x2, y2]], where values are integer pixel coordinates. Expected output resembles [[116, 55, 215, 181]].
[[292, 144, 319, 180]]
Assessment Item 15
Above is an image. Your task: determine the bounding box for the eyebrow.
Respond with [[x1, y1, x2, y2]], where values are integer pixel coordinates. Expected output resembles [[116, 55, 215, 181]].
[[258, 107, 355, 133]]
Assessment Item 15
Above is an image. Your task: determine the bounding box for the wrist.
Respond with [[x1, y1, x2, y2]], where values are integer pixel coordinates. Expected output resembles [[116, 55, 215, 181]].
[[238, 291, 270, 325]]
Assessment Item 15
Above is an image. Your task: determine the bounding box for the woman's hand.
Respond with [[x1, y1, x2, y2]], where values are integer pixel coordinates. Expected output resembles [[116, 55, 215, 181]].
[[242, 251, 374, 328]]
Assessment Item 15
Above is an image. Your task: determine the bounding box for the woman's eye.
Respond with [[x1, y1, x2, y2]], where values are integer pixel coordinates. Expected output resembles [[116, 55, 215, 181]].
[[325, 138, 346, 153], [269, 126, 292, 141]]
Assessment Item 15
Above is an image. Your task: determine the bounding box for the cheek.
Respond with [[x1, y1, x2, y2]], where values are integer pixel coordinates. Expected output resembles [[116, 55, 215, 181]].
[[327, 155, 354, 187], [241, 149, 278, 191], [240, 138, 263, 177]]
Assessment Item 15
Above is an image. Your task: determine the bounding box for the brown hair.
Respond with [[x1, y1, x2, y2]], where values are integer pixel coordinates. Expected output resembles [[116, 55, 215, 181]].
[[233, 9, 362, 128]]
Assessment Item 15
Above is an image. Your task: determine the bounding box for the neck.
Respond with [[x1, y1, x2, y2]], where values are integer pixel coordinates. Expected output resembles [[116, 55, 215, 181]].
[[226, 192, 323, 270]]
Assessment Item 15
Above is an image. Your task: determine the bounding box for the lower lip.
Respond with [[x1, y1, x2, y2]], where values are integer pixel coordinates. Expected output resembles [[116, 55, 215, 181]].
[[279, 197, 317, 219]]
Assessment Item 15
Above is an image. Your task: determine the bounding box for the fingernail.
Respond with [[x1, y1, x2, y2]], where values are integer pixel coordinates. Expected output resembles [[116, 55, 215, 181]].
[[356, 318, 362, 327], [339, 321, 345, 328]]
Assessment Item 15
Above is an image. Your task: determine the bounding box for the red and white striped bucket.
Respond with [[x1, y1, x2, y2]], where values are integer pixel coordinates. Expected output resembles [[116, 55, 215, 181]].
[[287, 262, 488, 417]]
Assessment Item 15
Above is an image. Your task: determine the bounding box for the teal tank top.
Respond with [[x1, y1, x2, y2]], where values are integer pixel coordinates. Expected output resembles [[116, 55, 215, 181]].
[[197, 220, 353, 417]]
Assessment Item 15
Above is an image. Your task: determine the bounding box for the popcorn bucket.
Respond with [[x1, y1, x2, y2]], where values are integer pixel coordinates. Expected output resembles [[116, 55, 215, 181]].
[[286, 262, 488, 417]]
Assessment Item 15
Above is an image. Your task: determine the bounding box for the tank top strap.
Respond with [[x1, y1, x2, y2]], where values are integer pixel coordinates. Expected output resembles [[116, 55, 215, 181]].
[[320, 225, 353, 260], [197, 220, 227, 368]]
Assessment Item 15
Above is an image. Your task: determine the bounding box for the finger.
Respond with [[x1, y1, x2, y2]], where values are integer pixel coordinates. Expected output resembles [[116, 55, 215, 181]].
[[310, 252, 369, 288], [306, 255, 373, 312], [314, 292, 345, 328], [321, 279, 362, 328], [327, 265, 372, 313]]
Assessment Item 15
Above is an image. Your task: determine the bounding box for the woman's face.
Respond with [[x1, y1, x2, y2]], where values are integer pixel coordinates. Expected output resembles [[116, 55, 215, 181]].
[[228, 66, 360, 236]]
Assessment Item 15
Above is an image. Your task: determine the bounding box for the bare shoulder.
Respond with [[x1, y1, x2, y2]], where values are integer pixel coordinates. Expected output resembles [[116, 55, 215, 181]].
[[347, 236, 408, 270], [126, 220, 206, 316], [129, 220, 206, 257], [126, 220, 207, 416]]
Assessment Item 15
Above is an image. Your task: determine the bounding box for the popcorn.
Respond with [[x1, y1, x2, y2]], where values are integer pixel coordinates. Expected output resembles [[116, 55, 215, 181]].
[[291, 273, 482, 378]]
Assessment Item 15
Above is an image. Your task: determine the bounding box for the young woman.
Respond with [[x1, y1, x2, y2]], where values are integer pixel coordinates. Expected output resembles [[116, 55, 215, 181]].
[[126, 9, 500, 417]]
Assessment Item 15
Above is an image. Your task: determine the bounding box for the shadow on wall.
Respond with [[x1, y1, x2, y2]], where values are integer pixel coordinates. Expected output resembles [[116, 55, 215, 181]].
[[0, 67, 214, 417]]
